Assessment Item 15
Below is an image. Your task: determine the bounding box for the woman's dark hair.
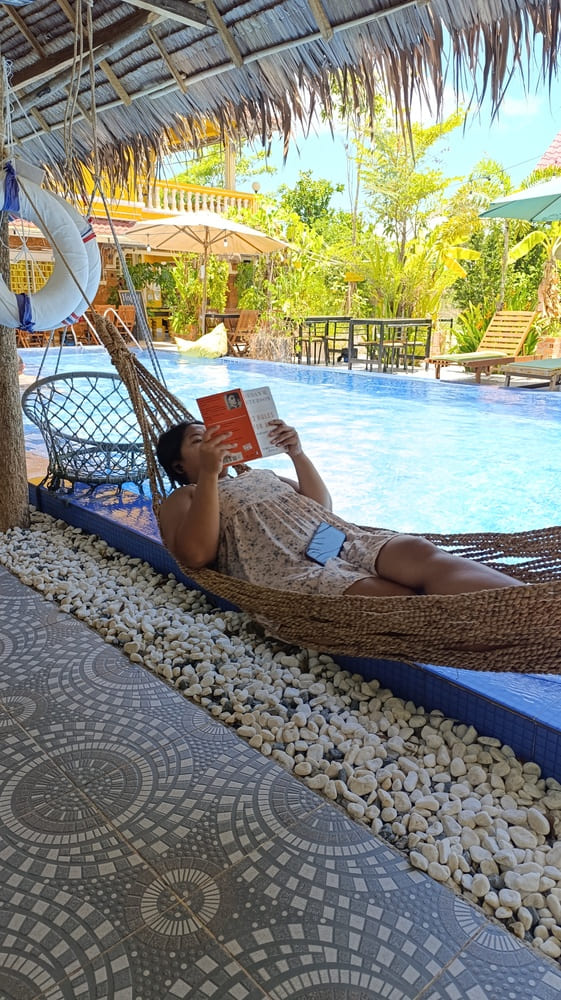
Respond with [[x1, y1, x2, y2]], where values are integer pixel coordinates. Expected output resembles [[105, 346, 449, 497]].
[[156, 420, 204, 487]]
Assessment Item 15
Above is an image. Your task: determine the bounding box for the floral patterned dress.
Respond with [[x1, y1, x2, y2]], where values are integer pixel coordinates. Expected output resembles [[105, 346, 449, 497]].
[[214, 469, 396, 595]]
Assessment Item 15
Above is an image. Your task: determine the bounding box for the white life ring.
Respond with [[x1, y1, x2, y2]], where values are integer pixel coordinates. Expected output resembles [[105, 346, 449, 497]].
[[0, 162, 89, 332], [51, 194, 102, 324]]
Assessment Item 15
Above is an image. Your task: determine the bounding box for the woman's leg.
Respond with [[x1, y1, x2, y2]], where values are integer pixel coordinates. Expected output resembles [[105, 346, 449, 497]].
[[345, 576, 418, 597], [374, 535, 523, 595]]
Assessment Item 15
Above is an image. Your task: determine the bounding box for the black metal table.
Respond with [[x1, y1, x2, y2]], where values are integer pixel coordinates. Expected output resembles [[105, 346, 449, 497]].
[[348, 318, 432, 372], [298, 316, 352, 365]]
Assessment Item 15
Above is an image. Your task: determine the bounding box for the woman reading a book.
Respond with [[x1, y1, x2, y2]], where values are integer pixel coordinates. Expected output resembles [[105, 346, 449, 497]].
[[156, 419, 522, 597]]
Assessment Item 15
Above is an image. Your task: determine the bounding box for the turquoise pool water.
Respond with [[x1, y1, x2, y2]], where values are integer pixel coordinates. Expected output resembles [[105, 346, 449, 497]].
[[20, 346, 561, 534]]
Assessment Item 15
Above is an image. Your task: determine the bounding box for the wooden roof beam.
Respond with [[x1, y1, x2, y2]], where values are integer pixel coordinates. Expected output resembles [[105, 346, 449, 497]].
[[12, 9, 161, 91], [16, 0, 433, 142], [54, 0, 134, 108], [125, 1, 208, 29], [29, 108, 51, 133], [148, 28, 187, 93], [307, 0, 333, 41], [7, 1, 94, 130], [205, 0, 243, 69], [3, 5, 44, 56], [99, 61, 133, 106]]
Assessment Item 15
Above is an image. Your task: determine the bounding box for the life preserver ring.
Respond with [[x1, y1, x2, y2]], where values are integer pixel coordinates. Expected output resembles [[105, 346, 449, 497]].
[[51, 194, 102, 324], [0, 162, 90, 332]]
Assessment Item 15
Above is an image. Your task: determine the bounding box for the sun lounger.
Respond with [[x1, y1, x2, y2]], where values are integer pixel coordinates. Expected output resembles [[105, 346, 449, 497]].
[[504, 357, 561, 390], [429, 310, 537, 381]]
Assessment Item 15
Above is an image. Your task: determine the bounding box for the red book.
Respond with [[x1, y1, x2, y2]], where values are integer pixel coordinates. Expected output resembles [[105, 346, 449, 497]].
[[196, 386, 282, 466]]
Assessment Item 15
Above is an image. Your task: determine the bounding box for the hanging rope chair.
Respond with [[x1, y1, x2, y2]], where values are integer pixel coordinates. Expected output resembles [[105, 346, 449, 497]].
[[90, 313, 561, 675]]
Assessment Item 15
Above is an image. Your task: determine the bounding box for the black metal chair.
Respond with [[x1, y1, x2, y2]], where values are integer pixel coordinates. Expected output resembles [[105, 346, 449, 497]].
[[21, 371, 148, 492]]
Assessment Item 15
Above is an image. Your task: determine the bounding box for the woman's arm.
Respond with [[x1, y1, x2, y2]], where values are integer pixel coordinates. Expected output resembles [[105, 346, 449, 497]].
[[159, 428, 232, 568], [160, 472, 220, 568], [268, 419, 332, 510]]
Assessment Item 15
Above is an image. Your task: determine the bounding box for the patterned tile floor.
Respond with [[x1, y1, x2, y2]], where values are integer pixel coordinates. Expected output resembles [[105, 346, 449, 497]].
[[3, 567, 561, 999]]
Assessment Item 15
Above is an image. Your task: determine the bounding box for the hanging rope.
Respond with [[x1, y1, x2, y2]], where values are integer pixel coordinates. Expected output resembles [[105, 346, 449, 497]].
[[92, 312, 194, 509], [62, 0, 85, 174], [81, 0, 167, 387]]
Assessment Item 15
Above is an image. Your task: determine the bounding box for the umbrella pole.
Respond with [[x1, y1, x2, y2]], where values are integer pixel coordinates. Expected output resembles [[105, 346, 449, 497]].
[[200, 230, 209, 335]]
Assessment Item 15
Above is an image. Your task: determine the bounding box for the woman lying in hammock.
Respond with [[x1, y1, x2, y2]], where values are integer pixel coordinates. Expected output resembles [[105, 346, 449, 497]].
[[156, 419, 522, 597]]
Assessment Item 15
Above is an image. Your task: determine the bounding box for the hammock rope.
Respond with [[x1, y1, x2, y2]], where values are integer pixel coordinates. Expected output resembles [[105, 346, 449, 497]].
[[92, 313, 561, 675]]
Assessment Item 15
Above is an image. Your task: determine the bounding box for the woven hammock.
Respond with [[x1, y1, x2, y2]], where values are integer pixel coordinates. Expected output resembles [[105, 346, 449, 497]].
[[92, 313, 561, 674]]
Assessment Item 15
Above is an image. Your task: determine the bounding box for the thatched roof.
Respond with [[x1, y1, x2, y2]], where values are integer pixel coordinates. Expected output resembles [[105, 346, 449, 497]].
[[1, 0, 559, 191]]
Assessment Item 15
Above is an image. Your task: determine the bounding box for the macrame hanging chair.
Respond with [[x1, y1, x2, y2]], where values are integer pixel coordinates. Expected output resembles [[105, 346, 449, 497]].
[[91, 312, 561, 675]]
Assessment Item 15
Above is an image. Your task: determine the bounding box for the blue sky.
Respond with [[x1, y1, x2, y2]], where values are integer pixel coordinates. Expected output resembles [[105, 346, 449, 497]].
[[247, 77, 561, 211]]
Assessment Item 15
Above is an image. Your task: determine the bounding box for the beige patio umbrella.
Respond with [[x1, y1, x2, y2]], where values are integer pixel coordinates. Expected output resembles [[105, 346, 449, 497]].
[[125, 210, 287, 333]]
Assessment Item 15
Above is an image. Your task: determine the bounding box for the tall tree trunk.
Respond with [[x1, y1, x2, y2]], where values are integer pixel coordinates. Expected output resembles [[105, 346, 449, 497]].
[[0, 211, 30, 531], [498, 220, 509, 310]]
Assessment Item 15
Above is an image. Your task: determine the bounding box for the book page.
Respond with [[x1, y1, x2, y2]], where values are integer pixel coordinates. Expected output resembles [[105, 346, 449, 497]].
[[243, 386, 280, 458]]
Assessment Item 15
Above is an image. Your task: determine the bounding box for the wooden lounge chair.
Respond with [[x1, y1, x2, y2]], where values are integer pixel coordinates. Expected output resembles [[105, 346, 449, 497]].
[[429, 310, 537, 381], [228, 309, 259, 355], [504, 357, 561, 390]]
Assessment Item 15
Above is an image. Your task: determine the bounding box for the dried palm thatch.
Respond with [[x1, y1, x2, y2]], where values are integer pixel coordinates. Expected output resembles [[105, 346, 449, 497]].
[[92, 313, 561, 674], [1, 0, 559, 195]]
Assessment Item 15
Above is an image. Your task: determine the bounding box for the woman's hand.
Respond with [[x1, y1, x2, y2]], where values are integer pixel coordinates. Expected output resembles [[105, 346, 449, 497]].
[[199, 425, 234, 477], [268, 419, 302, 458]]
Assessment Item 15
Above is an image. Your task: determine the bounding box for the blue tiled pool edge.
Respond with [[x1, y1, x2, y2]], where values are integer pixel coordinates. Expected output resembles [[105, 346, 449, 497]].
[[29, 482, 561, 781]]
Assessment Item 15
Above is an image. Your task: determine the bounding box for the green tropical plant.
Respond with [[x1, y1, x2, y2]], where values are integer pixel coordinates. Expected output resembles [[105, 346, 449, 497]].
[[278, 171, 343, 227], [508, 224, 561, 318], [451, 303, 491, 352], [127, 261, 175, 305], [355, 107, 465, 261], [169, 254, 229, 337], [171, 142, 276, 188], [233, 200, 348, 326]]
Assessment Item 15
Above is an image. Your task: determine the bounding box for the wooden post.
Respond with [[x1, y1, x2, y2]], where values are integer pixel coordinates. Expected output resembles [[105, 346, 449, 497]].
[[224, 134, 236, 191], [0, 211, 30, 531]]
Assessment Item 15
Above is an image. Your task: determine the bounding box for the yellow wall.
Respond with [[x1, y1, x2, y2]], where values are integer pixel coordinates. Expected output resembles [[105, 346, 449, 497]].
[[10, 260, 53, 293]]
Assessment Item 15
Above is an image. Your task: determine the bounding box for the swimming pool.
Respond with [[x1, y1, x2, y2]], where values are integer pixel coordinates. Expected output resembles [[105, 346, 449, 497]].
[[20, 346, 561, 534]]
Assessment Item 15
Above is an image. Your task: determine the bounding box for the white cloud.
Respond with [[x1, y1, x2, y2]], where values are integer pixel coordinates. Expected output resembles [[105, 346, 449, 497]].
[[499, 93, 543, 118]]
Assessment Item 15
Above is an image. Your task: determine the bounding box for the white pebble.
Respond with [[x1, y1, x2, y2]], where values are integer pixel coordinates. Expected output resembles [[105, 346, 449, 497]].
[[428, 862, 450, 883], [510, 826, 539, 850], [471, 874, 490, 898]]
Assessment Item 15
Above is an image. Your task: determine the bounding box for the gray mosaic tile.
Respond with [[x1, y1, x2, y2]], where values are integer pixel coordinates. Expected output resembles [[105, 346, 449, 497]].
[[0, 598, 52, 668], [0, 636, 214, 738], [41, 923, 269, 1000], [0, 879, 125, 999], [206, 805, 488, 1000], [0, 566, 62, 616], [0, 726, 74, 820], [41, 722, 322, 869], [419, 923, 561, 999], [0, 745, 152, 885], [1, 876, 265, 1000], [0, 689, 56, 732]]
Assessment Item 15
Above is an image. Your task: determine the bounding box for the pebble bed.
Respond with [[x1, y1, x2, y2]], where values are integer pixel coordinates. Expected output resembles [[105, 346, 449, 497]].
[[3, 509, 561, 963]]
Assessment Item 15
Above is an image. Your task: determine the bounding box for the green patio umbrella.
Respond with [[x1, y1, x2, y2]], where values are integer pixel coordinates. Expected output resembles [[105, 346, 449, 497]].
[[480, 177, 561, 223]]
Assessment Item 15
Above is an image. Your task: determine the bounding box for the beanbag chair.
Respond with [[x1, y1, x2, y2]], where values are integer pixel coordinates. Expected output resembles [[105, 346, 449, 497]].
[[174, 322, 228, 358]]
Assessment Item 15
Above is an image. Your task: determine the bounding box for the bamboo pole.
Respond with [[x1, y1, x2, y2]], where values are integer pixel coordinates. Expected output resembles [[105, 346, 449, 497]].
[[0, 53, 30, 531], [0, 214, 30, 530]]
